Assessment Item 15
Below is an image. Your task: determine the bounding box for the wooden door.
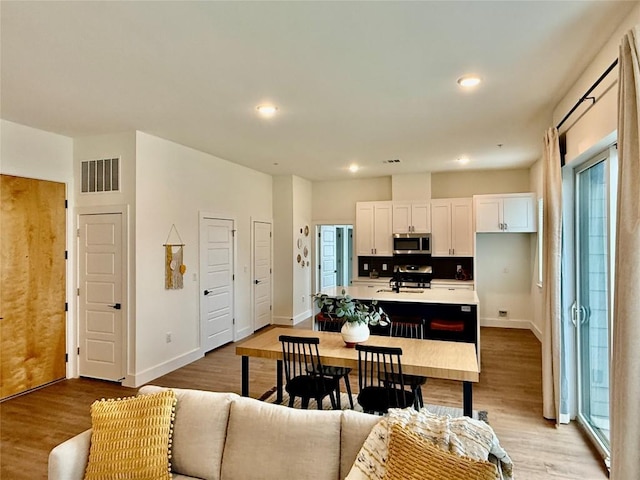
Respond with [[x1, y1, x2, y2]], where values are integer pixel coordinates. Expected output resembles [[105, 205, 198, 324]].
[[199, 217, 234, 351], [78, 213, 124, 380], [253, 221, 272, 330], [1, 175, 66, 399]]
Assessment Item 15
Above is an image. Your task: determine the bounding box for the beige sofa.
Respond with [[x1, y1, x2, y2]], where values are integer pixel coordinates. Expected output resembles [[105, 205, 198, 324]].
[[48, 385, 381, 480]]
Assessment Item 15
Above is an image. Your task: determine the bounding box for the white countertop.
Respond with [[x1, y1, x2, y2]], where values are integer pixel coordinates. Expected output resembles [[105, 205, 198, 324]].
[[319, 285, 479, 306]]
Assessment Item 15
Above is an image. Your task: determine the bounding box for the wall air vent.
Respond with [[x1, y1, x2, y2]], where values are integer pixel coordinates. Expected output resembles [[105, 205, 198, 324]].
[[383, 159, 401, 164], [81, 158, 120, 193]]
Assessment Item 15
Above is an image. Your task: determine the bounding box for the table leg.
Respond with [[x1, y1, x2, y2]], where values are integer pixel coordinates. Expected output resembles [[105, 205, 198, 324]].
[[463, 381, 473, 417], [241, 356, 249, 397], [276, 360, 283, 404]]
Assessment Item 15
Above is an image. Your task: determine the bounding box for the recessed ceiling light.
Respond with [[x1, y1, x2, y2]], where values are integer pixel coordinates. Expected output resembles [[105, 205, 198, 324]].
[[256, 104, 278, 117], [349, 164, 359, 173], [457, 157, 470, 165], [457, 75, 481, 88]]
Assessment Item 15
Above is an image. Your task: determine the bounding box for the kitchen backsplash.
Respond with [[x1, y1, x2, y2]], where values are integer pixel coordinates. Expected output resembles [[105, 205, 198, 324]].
[[357, 255, 473, 280]]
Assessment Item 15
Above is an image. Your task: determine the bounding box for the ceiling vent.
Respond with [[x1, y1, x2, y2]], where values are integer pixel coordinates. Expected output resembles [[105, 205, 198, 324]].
[[81, 158, 120, 193], [383, 159, 401, 164]]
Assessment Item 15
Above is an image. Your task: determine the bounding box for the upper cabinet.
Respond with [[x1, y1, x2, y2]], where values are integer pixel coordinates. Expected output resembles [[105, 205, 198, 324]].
[[430, 198, 474, 257], [474, 193, 537, 233], [392, 202, 431, 233], [355, 201, 393, 256]]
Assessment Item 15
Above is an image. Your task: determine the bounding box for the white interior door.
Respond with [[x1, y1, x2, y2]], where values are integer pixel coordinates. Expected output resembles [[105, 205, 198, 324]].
[[320, 226, 337, 290], [78, 213, 124, 381], [253, 221, 272, 330], [199, 217, 234, 352]]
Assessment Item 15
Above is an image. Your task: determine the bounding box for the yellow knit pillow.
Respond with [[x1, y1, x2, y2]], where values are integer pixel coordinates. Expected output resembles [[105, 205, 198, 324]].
[[84, 390, 177, 480], [384, 424, 499, 480]]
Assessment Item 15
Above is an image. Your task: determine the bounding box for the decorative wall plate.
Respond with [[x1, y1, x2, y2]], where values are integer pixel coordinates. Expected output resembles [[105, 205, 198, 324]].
[[303, 246, 309, 258], [297, 254, 302, 263], [297, 238, 303, 249], [304, 225, 309, 236]]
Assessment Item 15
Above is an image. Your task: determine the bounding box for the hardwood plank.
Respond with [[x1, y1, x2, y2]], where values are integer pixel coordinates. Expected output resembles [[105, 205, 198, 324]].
[[0, 326, 608, 479]]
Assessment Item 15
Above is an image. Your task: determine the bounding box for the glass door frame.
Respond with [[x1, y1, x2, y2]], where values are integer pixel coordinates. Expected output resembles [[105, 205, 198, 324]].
[[572, 145, 617, 462]]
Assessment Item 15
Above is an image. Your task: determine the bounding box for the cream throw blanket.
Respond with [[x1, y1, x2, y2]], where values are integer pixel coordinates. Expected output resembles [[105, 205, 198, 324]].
[[346, 407, 514, 480]]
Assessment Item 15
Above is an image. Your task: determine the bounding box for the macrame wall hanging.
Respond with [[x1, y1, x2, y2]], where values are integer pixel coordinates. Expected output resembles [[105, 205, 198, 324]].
[[164, 224, 186, 289]]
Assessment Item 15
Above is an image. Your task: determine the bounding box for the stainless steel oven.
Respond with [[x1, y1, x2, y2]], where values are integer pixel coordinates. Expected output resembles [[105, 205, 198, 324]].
[[392, 233, 431, 255]]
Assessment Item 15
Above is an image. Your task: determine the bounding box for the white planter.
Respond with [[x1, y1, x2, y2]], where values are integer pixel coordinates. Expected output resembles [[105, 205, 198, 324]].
[[341, 321, 370, 348]]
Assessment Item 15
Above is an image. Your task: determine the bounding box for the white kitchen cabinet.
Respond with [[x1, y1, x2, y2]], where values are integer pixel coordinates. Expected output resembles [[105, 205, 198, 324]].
[[430, 198, 473, 257], [392, 202, 430, 233], [355, 201, 393, 256], [474, 193, 536, 233]]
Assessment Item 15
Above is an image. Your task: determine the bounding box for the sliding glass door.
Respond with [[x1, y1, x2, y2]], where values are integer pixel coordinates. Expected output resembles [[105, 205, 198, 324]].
[[573, 147, 616, 458]]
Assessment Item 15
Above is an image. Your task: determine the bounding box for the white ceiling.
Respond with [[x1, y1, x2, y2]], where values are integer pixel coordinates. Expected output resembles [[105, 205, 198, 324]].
[[1, 1, 634, 181]]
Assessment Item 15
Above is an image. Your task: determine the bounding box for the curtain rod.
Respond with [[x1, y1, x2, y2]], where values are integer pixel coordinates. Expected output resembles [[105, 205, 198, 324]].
[[556, 58, 619, 131]]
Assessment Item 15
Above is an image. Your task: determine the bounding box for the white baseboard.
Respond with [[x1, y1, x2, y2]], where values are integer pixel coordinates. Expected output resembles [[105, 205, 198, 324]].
[[481, 317, 543, 342], [481, 317, 531, 329], [272, 315, 293, 326], [293, 309, 312, 325], [124, 347, 202, 388], [530, 322, 543, 342]]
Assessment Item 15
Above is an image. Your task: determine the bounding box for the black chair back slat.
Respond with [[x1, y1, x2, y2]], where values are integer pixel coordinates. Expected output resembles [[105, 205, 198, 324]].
[[355, 344, 413, 414], [278, 335, 339, 410]]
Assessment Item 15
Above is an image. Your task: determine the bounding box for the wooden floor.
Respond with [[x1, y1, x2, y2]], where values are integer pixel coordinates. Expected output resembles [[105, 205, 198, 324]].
[[1, 326, 608, 480]]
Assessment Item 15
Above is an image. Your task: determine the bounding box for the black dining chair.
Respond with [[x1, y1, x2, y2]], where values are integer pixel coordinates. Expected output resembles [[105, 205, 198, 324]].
[[355, 344, 415, 415], [389, 317, 428, 409], [312, 315, 354, 409], [279, 335, 340, 410]]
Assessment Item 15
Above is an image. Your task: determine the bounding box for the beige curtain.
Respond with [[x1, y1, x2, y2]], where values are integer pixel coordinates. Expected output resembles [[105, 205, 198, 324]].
[[542, 128, 562, 424], [611, 27, 640, 480]]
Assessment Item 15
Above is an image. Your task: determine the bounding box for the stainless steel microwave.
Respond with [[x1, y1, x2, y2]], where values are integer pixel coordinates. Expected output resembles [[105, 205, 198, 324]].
[[392, 233, 431, 255]]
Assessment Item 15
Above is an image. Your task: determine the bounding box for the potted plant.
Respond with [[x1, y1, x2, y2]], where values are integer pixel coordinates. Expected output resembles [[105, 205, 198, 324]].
[[313, 290, 389, 347]]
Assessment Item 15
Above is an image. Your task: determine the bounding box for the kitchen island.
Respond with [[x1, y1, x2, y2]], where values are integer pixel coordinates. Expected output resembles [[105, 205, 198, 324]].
[[317, 285, 481, 366]]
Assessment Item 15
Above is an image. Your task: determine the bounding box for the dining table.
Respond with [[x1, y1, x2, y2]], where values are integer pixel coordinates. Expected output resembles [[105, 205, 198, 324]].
[[235, 327, 480, 417]]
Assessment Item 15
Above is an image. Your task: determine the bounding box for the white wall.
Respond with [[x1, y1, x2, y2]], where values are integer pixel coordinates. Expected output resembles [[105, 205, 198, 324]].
[[554, 3, 640, 164], [273, 175, 313, 325], [311, 176, 392, 224], [0, 120, 76, 375], [475, 233, 533, 329], [292, 175, 312, 323], [273, 176, 294, 324], [432, 169, 531, 198], [134, 132, 272, 386], [391, 173, 431, 201]]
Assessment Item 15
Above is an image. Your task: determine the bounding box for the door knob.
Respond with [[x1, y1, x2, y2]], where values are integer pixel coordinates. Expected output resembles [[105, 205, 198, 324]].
[[109, 303, 121, 310], [255, 279, 261, 284], [204, 290, 211, 295]]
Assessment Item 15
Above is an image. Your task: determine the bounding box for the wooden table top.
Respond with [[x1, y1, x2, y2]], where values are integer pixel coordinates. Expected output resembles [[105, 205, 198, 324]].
[[236, 327, 479, 383]]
